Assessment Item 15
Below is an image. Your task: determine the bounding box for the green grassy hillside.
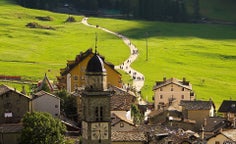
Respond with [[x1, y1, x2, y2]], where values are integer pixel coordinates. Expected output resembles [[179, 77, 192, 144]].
[[0, 0, 129, 82], [1, 0, 236, 108], [88, 17, 236, 107]]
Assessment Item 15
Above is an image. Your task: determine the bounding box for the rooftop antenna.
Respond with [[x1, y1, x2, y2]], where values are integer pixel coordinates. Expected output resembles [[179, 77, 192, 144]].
[[95, 32, 98, 54]]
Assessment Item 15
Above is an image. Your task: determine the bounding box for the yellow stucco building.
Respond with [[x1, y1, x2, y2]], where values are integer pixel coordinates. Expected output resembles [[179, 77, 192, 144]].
[[57, 48, 122, 92]]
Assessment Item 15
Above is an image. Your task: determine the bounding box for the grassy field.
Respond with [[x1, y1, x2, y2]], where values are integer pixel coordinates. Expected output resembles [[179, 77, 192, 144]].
[[88, 17, 236, 107], [1, 0, 236, 108], [0, 0, 129, 82]]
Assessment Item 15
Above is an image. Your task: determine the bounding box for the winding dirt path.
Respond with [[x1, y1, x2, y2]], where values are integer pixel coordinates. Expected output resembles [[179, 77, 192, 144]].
[[81, 17, 145, 93]]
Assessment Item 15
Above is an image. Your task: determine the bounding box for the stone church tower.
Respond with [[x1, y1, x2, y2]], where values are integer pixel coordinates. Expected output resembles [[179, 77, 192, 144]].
[[81, 53, 111, 144]]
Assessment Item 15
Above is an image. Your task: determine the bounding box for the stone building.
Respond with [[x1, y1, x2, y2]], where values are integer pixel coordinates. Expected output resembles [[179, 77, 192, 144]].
[[152, 77, 195, 110], [0, 84, 30, 124], [81, 53, 111, 144]]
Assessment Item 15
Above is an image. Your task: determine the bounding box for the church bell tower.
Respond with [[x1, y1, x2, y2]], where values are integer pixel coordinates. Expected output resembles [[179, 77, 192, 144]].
[[81, 53, 111, 144]]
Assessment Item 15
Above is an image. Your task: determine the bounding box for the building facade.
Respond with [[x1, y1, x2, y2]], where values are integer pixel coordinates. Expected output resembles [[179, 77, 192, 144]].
[[81, 54, 111, 144], [57, 48, 122, 93], [32, 90, 60, 117], [0, 84, 30, 124], [152, 77, 195, 110]]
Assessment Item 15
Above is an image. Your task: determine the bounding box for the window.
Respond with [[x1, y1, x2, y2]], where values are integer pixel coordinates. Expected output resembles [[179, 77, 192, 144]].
[[95, 106, 103, 121], [182, 95, 184, 99], [160, 95, 163, 99], [215, 141, 220, 144], [74, 75, 78, 80], [171, 88, 173, 91], [160, 88, 163, 91], [182, 87, 185, 91], [55, 105, 58, 108]]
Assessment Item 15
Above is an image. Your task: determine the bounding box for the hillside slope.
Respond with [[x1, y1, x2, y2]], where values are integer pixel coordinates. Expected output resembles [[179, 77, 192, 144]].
[[0, 0, 129, 81]]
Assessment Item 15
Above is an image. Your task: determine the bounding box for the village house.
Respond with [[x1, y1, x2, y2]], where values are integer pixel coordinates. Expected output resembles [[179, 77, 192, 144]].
[[32, 90, 61, 117], [180, 100, 216, 131], [0, 123, 23, 144], [218, 100, 236, 128], [201, 117, 230, 140], [0, 84, 31, 124], [148, 100, 196, 131], [57, 48, 122, 93], [36, 73, 55, 92], [207, 129, 236, 144], [152, 77, 195, 110], [75, 85, 137, 123], [111, 111, 136, 132]]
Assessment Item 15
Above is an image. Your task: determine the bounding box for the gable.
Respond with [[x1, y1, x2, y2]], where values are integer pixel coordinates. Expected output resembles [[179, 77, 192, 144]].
[[0, 84, 30, 99], [153, 78, 192, 91], [218, 100, 236, 113], [61, 49, 121, 76], [180, 100, 215, 110]]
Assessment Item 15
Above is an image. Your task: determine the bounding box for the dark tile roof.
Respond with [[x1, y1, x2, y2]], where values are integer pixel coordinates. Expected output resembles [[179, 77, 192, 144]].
[[180, 100, 215, 110], [204, 117, 229, 133], [33, 90, 60, 100], [218, 100, 236, 113], [111, 131, 147, 142], [0, 84, 30, 99], [0, 123, 23, 133], [0, 84, 11, 95], [110, 86, 136, 111]]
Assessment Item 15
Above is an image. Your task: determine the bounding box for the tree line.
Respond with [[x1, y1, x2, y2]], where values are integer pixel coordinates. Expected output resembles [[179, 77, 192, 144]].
[[16, 0, 200, 22]]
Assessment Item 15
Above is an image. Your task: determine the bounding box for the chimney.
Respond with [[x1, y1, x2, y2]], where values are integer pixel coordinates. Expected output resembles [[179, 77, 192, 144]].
[[204, 118, 207, 127], [21, 85, 26, 94], [234, 118, 236, 128], [163, 77, 166, 82], [201, 126, 205, 140]]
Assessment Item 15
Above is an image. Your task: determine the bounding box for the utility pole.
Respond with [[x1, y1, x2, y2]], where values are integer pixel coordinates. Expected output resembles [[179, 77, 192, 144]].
[[145, 32, 148, 61], [95, 32, 98, 53]]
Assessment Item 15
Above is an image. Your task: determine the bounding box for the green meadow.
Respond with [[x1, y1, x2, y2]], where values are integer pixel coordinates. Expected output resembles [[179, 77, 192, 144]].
[[0, 0, 129, 81], [1, 0, 236, 108], [88, 18, 236, 107]]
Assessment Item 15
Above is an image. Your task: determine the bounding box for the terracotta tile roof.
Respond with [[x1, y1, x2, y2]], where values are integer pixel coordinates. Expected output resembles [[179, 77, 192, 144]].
[[0, 84, 30, 99], [111, 131, 147, 142], [0, 123, 23, 133], [180, 100, 215, 110], [153, 77, 192, 91], [218, 100, 236, 113]]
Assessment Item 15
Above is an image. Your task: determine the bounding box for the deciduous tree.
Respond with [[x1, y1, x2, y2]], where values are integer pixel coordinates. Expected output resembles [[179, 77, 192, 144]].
[[20, 112, 66, 144]]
